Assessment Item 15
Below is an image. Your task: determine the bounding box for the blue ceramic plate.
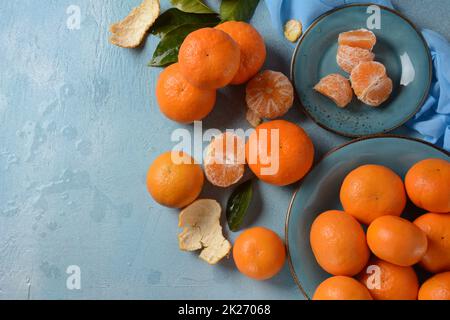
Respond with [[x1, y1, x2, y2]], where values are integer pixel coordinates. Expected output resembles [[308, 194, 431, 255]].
[[291, 4, 432, 137], [285, 136, 449, 299]]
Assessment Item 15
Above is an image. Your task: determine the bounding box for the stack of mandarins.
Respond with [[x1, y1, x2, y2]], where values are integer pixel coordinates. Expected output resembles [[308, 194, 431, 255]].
[[148, 21, 318, 279], [311, 158, 450, 300]]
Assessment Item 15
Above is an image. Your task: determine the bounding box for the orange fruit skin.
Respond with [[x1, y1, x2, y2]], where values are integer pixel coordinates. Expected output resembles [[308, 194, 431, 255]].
[[156, 63, 216, 124], [336, 45, 375, 74], [367, 216, 428, 267], [418, 272, 450, 300], [246, 70, 294, 119], [314, 73, 353, 108], [146, 152, 204, 208], [313, 276, 373, 300], [358, 259, 419, 300], [414, 213, 450, 273], [233, 227, 286, 281], [245, 120, 314, 186], [405, 158, 450, 213], [215, 21, 266, 85], [340, 164, 407, 225], [338, 28, 377, 50], [178, 28, 240, 90], [310, 210, 370, 276]]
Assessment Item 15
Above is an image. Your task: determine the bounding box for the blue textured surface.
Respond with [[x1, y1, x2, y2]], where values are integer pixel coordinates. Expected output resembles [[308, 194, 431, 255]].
[[0, 0, 449, 300], [287, 136, 449, 299]]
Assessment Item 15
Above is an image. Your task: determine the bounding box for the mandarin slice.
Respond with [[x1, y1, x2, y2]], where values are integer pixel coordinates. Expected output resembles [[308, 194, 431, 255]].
[[338, 28, 377, 50], [314, 74, 353, 108], [204, 132, 245, 188], [246, 70, 294, 119], [350, 61, 393, 107], [337, 45, 375, 73]]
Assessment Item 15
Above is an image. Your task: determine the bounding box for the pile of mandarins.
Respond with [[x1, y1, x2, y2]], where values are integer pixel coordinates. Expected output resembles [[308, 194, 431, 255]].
[[147, 21, 316, 281], [311, 158, 450, 300]]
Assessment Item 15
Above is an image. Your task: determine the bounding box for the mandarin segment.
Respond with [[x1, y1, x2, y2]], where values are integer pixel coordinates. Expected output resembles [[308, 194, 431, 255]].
[[216, 21, 266, 85], [336, 45, 375, 73], [338, 28, 377, 50], [204, 132, 245, 188], [314, 73, 353, 108], [156, 63, 216, 123], [178, 28, 241, 90], [350, 61, 393, 107], [313, 276, 373, 300], [310, 210, 370, 276], [246, 70, 294, 119]]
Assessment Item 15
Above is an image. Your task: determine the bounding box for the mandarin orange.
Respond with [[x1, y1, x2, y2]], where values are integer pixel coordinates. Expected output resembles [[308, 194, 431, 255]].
[[178, 28, 240, 89]]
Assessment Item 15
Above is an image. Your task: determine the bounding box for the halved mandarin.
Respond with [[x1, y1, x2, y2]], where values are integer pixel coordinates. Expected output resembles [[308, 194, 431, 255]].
[[338, 28, 377, 50], [337, 45, 375, 74], [246, 70, 294, 119], [314, 74, 353, 108], [350, 61, 393, 107], [204, 132, 246, 188]]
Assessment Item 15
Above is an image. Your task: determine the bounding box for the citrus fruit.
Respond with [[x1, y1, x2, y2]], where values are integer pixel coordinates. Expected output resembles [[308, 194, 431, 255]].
[[338, 28, 377, 50], [358, 258, 419, 300], [310, 210, 370, 276], [178, 28, 240, 90], [405, 158, 450, 213], [146, 151, 204, 208], [246, 70, 294, 119], [336, 45, 375, 73], [418, 272, 450, 300], [156, 63, 216, 123], [414, 213, 450, 273], [233, 227, 286, 280], [367, 215, 428, 267], [246, 120, 314, 186], [313, 276, 373, 300], [340, 164, 407, 225], [204, 132, 245, 188], [314, 73, 353, 108], [350, 61, 393, 107], [215, 21, 266, 85]]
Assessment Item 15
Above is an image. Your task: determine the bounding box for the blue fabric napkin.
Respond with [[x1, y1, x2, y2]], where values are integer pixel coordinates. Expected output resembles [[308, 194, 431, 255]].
[[264, 0, 450, 151]]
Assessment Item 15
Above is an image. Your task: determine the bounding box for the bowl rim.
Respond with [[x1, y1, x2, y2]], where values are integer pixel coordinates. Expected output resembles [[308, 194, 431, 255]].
[[284, 134, 449, 300], [289, 3, 433, 138]]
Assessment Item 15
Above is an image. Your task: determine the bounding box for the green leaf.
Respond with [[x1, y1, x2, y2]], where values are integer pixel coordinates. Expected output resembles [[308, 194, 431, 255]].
[[226, 180, 253, 232], [220, 0, 260, 22], [151, 8, 220, 38], [170, 0, 215, 14], [149, 23, 215, 67]]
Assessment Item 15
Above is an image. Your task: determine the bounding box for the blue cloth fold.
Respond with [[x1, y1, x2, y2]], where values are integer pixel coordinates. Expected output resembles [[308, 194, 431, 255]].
[[265, 0, 450, 151]]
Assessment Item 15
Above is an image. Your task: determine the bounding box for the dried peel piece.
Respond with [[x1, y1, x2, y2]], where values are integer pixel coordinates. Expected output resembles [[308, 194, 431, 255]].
[[284, 19, 303, 43], [110, 0, 160, 48], [178, 199, 232, 265]]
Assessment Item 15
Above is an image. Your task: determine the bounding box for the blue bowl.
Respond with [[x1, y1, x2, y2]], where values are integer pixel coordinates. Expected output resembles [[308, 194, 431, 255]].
[[291, 4, 432, 137], [285, 136, 449, 299]]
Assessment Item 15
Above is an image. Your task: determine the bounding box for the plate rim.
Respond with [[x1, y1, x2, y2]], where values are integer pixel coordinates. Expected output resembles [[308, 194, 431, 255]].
[[284, 134, 450, 300], [290, 3, 433, 138]]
